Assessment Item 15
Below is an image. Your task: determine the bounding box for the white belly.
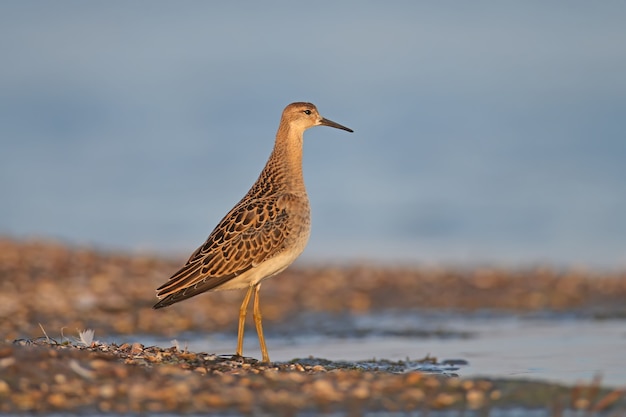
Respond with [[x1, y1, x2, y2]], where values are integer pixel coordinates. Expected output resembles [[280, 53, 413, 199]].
[[212, 235, 309, 291]]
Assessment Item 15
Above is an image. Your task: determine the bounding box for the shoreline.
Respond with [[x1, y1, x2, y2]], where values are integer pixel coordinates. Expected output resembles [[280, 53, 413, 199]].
[[2, 338, 625, 414], [1, 237, 625, 413]]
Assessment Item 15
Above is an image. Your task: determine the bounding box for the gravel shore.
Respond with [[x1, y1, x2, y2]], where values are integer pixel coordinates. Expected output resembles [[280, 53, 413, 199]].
[[1, 237, 625, 414]]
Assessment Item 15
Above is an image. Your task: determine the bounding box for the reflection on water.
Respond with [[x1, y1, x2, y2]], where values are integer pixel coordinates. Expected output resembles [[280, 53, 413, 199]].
[[139, 312, 626, 388]]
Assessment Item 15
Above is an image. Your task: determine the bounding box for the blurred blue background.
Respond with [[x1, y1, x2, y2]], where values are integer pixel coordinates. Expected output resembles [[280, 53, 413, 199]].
[[1, 2, 625, 267]]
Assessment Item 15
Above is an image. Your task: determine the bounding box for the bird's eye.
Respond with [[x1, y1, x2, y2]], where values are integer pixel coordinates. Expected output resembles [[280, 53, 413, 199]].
[[303, 109, 311, 115]]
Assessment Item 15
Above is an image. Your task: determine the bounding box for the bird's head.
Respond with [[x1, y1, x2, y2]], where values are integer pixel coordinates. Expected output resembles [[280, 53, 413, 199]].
[[282, 102, 353, 133]]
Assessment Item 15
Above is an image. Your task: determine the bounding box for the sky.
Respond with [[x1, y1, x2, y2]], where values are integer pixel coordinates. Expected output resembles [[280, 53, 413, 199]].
[[1, 2, 626, 268]]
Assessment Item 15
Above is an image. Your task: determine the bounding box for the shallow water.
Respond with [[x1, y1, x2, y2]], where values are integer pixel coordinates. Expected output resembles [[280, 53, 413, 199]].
[[139, 312, 626, 388]]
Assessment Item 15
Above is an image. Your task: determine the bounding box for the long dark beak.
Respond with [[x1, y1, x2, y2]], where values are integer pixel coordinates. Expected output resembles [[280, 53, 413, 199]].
[[320, 117, 353, 133]]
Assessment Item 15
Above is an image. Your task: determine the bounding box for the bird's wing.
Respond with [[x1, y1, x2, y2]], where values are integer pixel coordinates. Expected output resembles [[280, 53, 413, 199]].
[[153, 194, 292, 308]]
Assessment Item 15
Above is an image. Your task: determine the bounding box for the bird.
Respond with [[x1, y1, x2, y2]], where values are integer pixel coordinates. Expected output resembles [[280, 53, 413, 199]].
[[153, 102, 353, 363]]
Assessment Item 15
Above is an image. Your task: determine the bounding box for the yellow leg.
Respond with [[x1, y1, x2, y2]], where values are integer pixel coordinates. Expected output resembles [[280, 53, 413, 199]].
[[236, 285, 254, 357], [253, 283, 270, 363]]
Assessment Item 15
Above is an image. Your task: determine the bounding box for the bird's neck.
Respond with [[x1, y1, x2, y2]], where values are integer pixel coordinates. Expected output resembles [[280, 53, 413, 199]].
[[255, 123, 306, 195]]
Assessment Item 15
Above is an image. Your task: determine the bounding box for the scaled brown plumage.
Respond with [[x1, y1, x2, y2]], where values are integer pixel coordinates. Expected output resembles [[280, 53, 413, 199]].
[[153, 102, 353, 362]]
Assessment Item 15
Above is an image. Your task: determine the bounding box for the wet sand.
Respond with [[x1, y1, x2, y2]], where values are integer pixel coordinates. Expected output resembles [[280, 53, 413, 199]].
[[1, 237, 625, 414]]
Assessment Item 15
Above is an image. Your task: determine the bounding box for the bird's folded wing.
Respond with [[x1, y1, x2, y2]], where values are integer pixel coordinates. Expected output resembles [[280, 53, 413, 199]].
[[154, 195, 290, 305]]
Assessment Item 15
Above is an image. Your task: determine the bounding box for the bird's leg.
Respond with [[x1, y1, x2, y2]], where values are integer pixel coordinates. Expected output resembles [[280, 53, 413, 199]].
[[253, 283, 270, 363], [236, 285, 254, 357]]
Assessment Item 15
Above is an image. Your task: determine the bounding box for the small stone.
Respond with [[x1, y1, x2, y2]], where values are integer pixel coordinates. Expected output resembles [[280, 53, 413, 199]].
[[351, 383, 370, 400], [89, 359, 110, 370], [405, 372, 423, 385], [424, 377, 441, 389], [0, 357, 15, 368], [466, 389, 485, 409], [131, 343, 143, 355], [402, 388, 425, 403], [53, 374, 67, 385], [461, 380, 474, 390], [312, 379, 341, 401], [99, 384, 115, 399], [433, 392, 456, 407], [47, 392, 67, 408], [179, 352, 197, 361], [286, 372, 306, 383], [490, 390, 501, 401]]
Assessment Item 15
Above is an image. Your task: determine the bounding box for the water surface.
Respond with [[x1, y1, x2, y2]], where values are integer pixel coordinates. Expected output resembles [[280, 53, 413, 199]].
[[140, 313, 626, 388]]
